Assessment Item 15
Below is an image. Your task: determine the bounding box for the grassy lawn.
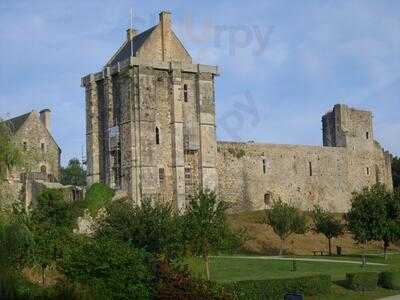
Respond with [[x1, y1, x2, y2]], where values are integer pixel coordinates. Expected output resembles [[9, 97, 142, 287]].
[[187, 256, 388, 282]]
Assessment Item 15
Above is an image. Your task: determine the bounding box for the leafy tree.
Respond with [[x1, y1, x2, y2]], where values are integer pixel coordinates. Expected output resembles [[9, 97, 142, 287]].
[[184, 189, 238, 280], [393, 156, 400, 189], [0, 222, 34, 271], [97, 198, 185, 260], [347, 184, 400, 257], [30, 189, 78, 285], [61, 236, 152, 300], [61, 158, 86, 187], [0, 120, 23, 179], [312, 205, 345, 255], [265, 199, 308, 255]]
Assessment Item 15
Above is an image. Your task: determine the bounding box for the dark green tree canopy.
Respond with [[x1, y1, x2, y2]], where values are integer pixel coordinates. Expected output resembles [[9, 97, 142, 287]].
[[0, 120, 23, 179], [61, 158, 86, 187]]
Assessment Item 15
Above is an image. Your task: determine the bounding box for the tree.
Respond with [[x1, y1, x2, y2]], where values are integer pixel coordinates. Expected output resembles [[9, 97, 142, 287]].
[[0, 120, 23, 179], [61, 158, 86, 187], [347, 184, 400, 258], [97, 198, 185, 260], [184, 189, 238, 280], [265, 199, 308, 255], [392, 156, 400, 189], [61, 236, 152, 300], [312, 205, 345, 255]]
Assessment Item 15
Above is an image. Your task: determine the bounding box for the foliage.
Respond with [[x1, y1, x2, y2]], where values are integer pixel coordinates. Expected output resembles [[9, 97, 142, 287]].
[[0, 222, 34, 270], [346, 272, 379, 291], [61, 236, 152, 300], [312, 205, 345, 255], [226, 274, 331, 300], [347, 184, 400, 252], [81, 183, 114, 216], [0, 120, 24, 180], [392, 156, 400, 189], [379, 271, 400, 290], [61, 158, 86, 187], [97, 198, 185, 260], [184, 189, 239, 280], [227, 148, 246, 159], [153, 260, 232, 300], [265, 199, 308, 255]]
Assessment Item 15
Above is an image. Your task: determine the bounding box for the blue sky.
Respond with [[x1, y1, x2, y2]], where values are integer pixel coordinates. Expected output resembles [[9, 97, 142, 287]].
[[0, 0, 399, 165]]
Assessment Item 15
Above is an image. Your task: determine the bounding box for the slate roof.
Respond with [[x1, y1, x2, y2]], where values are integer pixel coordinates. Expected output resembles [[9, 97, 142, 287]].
[[107, 26, 157, 66], [5, 112, 32, 133]]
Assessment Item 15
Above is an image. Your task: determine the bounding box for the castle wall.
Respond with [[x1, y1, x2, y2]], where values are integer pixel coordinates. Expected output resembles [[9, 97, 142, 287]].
[[217, 141, 392, 213]]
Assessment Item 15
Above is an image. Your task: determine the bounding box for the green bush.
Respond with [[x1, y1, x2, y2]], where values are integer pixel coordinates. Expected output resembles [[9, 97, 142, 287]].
[[81, 183, 115, 216], [379, 271, 400, 290], [346, 272, 379, 291], [227, 274, 331, 300]]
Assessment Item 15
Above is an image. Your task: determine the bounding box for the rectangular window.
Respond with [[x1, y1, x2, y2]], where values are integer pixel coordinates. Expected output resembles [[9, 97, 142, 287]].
[[262, 159, 266, 174], [41, 143, 45, 151], [366, 132, 369, 140], [183, 84, 188, 102], [309, 162, 313, 176], [366, 167, 370, 175], [159, 168, 165, 184]]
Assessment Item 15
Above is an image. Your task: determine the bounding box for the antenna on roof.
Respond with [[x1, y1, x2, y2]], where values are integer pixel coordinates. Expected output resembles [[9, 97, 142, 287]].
[[130, 8, 134, 57]]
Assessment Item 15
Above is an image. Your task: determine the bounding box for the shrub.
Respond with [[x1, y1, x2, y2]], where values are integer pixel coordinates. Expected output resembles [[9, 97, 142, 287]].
[[227, 274, 331, 299], [81, 183, 114, 216], [154, 260, 232, 300], [379, 271, 400, 290], [346, 272, 379, 291]]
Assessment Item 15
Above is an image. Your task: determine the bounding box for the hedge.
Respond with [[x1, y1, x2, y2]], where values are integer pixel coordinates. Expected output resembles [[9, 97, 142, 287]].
[[226, 274, 331, 300], [379, 271, 400, 290], [346, 272, 379, 291]]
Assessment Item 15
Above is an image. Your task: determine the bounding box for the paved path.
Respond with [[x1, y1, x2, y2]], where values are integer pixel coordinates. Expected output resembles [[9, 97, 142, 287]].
[[214, 255, 387, 266]]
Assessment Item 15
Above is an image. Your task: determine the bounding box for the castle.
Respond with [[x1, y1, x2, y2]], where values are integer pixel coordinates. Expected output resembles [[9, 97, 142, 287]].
[[82, 11, 393, 212]]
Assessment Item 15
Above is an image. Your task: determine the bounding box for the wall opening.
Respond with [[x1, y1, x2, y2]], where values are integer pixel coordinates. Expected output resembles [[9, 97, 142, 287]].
[[366, 132, 370, 140], [262, 159, 266, 174], [309, 161, 313, 176], [40, 165, 47, 174], [23, 142, 27, 151], [183, 84, 188, 102], [185, 167, 191, 185], [159, 168, 165, 185], [366, 167, 370, 176], [41, 142, 45, 151], [155, 127, 160, 145], [264, 193, 272, 207]]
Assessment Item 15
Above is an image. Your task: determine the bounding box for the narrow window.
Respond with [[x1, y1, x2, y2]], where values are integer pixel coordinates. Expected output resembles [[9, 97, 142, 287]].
[[185, 167, 192, 185], [183, 84, 188, 102], [23, 142, 27, 151], [309, 161, 313, 176], [159, 168, 165, 184], [262, 159, 266, 174], [40, 165, 47, 174], [366, 132, 369, 140], [264, 193, 271, 206], [41, 142, 45, 151], [155, 127, 160, 145], [366, 167, 370, 175]]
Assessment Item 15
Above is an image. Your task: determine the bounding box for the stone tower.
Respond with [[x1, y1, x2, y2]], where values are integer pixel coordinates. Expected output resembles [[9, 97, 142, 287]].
[[82, 11, 219, 209], [322, 104, 374, 151]]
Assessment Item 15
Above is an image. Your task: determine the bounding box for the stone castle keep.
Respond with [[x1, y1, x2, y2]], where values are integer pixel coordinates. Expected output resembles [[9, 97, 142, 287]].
[[82, 11, 393, 212]]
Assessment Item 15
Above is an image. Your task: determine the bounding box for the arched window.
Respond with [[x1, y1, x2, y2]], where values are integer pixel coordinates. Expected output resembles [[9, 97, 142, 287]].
[[40, 165, 47, 174], [156, 127, 160, 145], [183, 84, 188, 102], [264, 193, 271, 207]]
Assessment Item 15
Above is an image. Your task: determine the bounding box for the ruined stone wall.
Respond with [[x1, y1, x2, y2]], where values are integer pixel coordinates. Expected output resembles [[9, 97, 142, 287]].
[[217, 141, 393, 213]]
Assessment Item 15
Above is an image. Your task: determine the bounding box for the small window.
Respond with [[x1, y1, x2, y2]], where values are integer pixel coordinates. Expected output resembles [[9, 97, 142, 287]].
[[366, 167, 370, 176], [41, 142, 45, 151], [40, 165, 47, 174], [309, 161, 313, 176], [262, 159, 266, 174], [183, 84, 188, 102], [23, 142, 27, 151], [366, 132, 369, 140], [155, 127, 160, 145], [159, 168, 165, 184], [264, 193, 271, 206]]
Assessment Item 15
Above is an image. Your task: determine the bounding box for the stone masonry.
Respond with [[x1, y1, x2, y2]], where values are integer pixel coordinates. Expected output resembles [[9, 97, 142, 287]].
[[83, 11, 392, 212]]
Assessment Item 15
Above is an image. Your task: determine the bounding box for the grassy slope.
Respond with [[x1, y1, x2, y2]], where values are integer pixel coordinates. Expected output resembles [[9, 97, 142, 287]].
[[228, 210, 400, 256], [80, 183, 115, 216]]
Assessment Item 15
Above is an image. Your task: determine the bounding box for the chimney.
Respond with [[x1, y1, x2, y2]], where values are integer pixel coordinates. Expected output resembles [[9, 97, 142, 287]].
[[159, 11, 172, 61], [126, 28, 138, 41], [39, 109, 51, 132]]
